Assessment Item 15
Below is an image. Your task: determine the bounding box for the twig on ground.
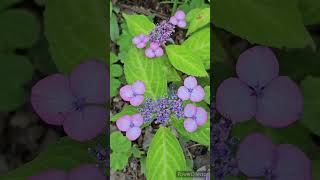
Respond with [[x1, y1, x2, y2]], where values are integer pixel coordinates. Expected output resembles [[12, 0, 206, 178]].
[[118, 4, 169, 19]]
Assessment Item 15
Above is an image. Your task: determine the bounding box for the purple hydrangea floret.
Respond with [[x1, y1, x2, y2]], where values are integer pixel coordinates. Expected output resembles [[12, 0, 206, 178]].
[[119, 80, 146, 106], [216, 46, 303, 128], [178, 76, 205, 102], [183, 104, 208, 132], [237, 133, 312, 180], [31, 60, 108, 142], [116, 113, 143, 141]]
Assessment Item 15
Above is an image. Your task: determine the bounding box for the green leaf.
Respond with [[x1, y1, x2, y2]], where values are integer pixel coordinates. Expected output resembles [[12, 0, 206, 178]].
[[213, 0, 314, 49], [117, 27, 134, 62], [34, 0, 47, 6], [110, 12, 119, 42], [0, 136, 104, 180], [213, 32, 227, 63], [110, 52, 119, 64], [0, 10, 39, 51], [313, 161, 320, 179], [110, 131, 131, 153], [300, 76, 320, 136], [183, 27, 210, 67], [0, 0, 22, 12], [213, 61, 235, 92], [28, 36, 57, 74], [166, 45, 208, 77], [131, 146, 143, 158], [111, 64, 123, 78], [124, 47, 168, 99], [190, 0, 209, 9], [123, 14, 155, 36], [111, 105, 139, 122], [231, 120, 320, 159], [110, 152, 130, 171], [110, 78, 121, 97], [163, 56, 181, 82], [171, 117, 210, 146], [299, 0, 320, 25], [186, 8, 201, 22], [0, 54, 33, 111], [279, 48, 320, 82], [187, 8, 210, 35], [146, 127, 187, 180], [204, 86, 210, 104], [140, 157, 147, 175], [44, 0, 107, 73]]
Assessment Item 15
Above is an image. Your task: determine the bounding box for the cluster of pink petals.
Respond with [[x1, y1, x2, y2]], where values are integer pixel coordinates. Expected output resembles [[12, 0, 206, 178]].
[[183, 104, 208, 132], [145, 42, 164, 58], [237, 133, 311, 180], [178, 76, 205, 102], [31, 60, 107, 142], [116, 113, 143, 141], [28, 164, 105, 180], [216, 46, 303, 128], [132, 33, 149, 49], [119, 80, 146, 106], [169, 10, 187, 28], [132, 33, 164, 59]]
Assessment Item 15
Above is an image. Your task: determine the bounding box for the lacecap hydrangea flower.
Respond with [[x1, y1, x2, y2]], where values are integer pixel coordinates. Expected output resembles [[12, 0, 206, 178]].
[[216, 46, 303, 128], [31, 60, 107, 141], [116, 113, 143, 141], [183, 104, 208, 132], [119, 80, 146, 106], [237, 133, 311, 180], [132, 10, 187, 59], [178, 76, 205, 102], [28, 164, 105, 180]]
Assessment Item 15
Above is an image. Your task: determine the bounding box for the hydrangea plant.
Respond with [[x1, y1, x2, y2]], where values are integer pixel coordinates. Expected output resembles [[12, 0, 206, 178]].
[[110, 2, 211, 179]]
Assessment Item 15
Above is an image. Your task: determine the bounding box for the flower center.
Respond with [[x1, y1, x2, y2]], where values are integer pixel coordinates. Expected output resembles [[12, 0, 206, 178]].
[[72, 97, 86, 111], [250, 82, 265, 97], [149, 20, 175, 44], [264, 168, 276, 180]]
